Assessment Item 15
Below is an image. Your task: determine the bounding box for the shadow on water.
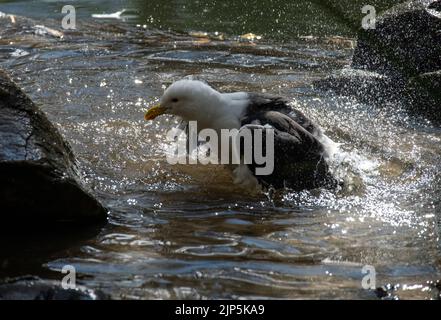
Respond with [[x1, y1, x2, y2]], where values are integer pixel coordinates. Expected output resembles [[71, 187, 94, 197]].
[[0, 224, 105, 279]]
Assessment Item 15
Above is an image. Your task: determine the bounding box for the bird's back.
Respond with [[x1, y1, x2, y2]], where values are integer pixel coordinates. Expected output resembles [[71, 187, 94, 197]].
[[238, 93, 337, 190], [242, 93, 321, 137]]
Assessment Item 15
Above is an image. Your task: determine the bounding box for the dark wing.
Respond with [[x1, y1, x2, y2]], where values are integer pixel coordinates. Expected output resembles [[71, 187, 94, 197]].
[[241, 111, 337, 190], [243, 93, 321, 137]]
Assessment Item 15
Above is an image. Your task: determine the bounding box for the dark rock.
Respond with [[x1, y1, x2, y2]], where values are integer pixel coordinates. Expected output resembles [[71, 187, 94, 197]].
[[0, 276, 109, 300], [0, 70, 107, 226], [352, 0, 441, 78], [314, 68, 441, 124], [313, 68, 405, 105], [317, 1, 441, 124], [405, 70, 441, 123]]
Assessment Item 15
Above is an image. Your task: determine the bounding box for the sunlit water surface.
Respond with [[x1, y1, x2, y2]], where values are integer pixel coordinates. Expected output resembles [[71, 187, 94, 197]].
[[0, 1, 440, 299]]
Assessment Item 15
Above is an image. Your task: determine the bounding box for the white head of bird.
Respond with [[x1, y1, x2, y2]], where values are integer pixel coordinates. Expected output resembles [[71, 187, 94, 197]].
[[144, 80, 246, 130]]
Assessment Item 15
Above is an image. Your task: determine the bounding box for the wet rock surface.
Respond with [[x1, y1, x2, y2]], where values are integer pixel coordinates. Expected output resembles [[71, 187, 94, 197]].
[[0, 69, 107, 226], [405, 70, 441, 123], [313, 68, 405, 105], [352, 0, 441, 77], [316, 0, 441, 123], [0, 276, 109, 300]]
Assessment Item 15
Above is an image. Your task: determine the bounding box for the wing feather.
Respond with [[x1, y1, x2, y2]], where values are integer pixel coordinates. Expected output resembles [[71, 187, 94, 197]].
[[240, 111, 337, 190]]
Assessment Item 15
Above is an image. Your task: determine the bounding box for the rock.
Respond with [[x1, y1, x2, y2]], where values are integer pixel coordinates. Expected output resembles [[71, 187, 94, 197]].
[[0, 70, 107, 226], [317, 1, 441, 124], [314, 68, 441, 123], [405, 70, 441, 123], [313, 68, 405, 105], [352, 0, 441, 78], [0, 276, 109, 300]]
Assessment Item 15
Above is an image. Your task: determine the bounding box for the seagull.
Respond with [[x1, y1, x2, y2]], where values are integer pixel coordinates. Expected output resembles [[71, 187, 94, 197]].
[[144, 79, 338, 192]]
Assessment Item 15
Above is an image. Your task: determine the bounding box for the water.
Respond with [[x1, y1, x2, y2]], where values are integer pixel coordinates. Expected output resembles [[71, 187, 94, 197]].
[[0, 0, 440, 299]]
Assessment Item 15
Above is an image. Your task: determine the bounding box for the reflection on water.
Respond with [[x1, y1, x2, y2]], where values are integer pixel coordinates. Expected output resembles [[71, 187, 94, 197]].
[[0, 0, 440, 299], [0, 0, 405, 39]]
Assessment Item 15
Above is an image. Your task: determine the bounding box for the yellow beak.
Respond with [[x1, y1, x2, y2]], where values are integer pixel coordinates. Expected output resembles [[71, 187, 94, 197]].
[[144, 104, 167, 120]]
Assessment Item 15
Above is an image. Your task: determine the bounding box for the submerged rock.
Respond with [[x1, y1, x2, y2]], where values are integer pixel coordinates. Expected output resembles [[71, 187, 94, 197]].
[[352, 0, 441, 78], [0, 70, 107, 226], [0, 276, 109, 300]]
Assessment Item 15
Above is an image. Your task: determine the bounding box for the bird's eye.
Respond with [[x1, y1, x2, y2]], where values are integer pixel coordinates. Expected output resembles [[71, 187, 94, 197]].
[[171, 98, 179, 103]]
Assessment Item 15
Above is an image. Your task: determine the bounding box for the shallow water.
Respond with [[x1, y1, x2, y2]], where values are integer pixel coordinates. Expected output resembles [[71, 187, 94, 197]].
[[0, 0, 440, 299]]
